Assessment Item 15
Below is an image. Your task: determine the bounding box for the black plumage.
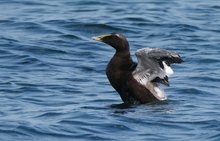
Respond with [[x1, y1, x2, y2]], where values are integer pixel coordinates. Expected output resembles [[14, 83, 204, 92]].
[[92, 33, 183, 104]]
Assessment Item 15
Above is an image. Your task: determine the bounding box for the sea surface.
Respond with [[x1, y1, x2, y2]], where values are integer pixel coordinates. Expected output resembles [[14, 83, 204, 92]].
[[0, 0, 220, 141]]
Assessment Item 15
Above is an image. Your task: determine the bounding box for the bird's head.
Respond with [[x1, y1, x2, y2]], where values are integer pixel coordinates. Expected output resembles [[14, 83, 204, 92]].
[[92, 33, 129, 52]]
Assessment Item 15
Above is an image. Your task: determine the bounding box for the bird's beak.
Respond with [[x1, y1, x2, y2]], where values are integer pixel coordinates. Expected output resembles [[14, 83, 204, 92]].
[[92, 34, 111, 41]]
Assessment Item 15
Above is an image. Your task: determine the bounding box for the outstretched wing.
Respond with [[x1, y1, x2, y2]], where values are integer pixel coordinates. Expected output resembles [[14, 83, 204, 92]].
[[132, 48, 183, 86], [136, 48, 183, 65]]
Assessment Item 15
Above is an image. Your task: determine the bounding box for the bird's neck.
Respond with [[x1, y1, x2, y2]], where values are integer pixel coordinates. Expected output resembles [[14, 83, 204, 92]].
[[115, 50, 130, 57], [112, 50, 134, 70]]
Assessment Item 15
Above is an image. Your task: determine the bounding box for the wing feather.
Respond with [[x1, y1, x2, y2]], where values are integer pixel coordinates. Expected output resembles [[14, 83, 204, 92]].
[[136, 48, 183, 64], [133, 48, 183, 85]]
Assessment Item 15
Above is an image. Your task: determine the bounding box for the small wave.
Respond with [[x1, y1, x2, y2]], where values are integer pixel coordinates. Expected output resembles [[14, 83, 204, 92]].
[[0, 1, 56, 6], [59, 34, 82, 40]]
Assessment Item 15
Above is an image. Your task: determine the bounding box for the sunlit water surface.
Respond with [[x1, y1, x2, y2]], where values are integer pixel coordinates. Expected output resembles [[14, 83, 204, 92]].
[[0, 0, 220, 141]]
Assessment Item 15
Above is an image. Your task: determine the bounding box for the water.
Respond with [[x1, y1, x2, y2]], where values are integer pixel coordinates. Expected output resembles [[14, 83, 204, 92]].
[[0, 0, 220, 140]]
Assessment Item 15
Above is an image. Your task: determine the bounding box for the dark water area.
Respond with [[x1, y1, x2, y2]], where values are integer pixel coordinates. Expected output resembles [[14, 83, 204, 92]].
[[0, 0, 220, 140]]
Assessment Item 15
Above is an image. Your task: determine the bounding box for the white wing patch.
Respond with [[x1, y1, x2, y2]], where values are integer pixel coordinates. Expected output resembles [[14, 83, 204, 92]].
[[162, 61, 174, 76]]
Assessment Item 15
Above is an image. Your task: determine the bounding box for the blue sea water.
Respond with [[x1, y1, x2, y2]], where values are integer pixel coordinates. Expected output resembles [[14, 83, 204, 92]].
[[0, 0, 220, 141]]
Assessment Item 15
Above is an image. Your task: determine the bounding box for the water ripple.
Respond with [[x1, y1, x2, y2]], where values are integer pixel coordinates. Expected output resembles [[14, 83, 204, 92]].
[[0, 0, 220, 141]]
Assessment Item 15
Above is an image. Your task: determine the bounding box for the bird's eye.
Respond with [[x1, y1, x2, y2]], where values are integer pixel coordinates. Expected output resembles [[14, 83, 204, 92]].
[[115, 33, 120, 37]]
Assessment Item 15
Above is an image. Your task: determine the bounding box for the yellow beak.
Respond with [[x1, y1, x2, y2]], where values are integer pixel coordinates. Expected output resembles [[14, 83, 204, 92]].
[[92, 34, 111, 41]]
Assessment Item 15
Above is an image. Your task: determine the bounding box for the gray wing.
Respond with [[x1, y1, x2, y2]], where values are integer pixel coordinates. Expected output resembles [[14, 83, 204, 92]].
[[132, 48, 183, 85], [136, 48, 183, 65]]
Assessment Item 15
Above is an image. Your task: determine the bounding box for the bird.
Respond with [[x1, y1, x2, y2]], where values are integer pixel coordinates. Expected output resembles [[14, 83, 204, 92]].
[[92, 33, 183, 104]]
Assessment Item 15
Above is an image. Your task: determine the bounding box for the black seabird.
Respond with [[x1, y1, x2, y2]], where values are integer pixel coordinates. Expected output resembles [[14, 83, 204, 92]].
[[92, 33, 183, 104]]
